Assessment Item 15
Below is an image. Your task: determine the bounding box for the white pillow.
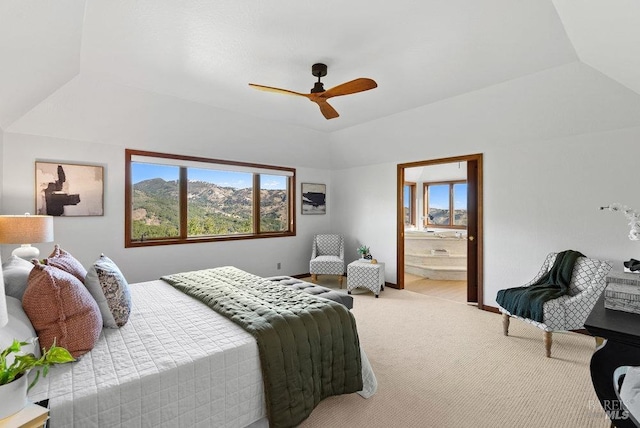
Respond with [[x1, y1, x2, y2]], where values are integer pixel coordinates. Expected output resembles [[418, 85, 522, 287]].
[[2, 255, 34, 300], [84, 254, 132, 328], [0, 296, 41, 358]]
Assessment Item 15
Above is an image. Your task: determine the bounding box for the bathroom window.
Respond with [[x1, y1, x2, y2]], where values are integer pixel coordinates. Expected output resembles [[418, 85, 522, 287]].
[[453, 183, 468, 226], [423, 181, 467, 228], [403, 182, 416, 226]]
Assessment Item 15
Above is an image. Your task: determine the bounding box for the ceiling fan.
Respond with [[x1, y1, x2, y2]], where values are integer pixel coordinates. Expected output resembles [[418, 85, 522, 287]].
[[249, 63, 377, 120]]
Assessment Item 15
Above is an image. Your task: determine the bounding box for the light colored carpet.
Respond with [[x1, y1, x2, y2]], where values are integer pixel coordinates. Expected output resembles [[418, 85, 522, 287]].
[[298, 280, 610, 428]]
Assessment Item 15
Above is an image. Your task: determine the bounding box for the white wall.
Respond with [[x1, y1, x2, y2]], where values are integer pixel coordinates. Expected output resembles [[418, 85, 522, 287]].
[[4, 60, 640, 308], [1, 129, 332, 283], [0, 128, 3, 211], [331, 163, 397, 274], [0, 74, 339, 283], [331, 126, 640, 306], [404, 163, 467, 183], [329, 62, 640, 307], [484, 128, 640, 305]]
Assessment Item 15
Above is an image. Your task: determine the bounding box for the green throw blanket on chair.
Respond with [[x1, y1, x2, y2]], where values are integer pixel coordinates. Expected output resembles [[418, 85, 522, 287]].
[[496, 250, 585, 323]]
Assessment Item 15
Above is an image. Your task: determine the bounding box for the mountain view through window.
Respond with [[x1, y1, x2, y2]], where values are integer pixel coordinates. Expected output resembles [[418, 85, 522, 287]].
[[127, 151, 294, 246]]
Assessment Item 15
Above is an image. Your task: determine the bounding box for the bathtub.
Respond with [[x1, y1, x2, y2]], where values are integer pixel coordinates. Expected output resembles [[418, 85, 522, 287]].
[[404, 230, 467, 280]]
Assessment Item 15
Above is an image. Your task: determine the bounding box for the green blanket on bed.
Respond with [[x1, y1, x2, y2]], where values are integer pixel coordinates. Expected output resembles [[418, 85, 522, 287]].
[[161, 266, 363, 428]]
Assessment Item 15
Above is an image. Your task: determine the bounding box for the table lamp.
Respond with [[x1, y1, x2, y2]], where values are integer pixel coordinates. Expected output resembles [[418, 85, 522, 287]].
[[0, 214, 54, 260]]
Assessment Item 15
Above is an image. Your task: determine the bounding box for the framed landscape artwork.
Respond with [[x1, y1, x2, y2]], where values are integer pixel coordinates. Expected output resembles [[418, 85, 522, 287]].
[[301, 183, 326, 215], [35, 161, 104, 217]]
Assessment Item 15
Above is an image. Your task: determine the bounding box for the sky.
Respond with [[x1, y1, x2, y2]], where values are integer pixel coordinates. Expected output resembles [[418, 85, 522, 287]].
[[404, 183, 467, 210], [132, 163, 287, 189], [430, 183, 467, 210]]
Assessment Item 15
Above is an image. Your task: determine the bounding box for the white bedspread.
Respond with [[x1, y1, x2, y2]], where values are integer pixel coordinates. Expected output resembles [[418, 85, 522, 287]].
[[28, 277, 377, 427], [29, 280, 266, 427]]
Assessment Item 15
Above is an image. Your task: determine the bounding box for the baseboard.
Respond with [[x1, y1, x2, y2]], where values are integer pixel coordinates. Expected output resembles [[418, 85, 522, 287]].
[[291, 273, 311, 279], [482, 305, 501, 314], [290, 273, 346, 279]]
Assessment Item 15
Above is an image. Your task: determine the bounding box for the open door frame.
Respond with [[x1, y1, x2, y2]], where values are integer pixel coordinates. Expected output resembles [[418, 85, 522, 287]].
[[397, 153, 484, 309]]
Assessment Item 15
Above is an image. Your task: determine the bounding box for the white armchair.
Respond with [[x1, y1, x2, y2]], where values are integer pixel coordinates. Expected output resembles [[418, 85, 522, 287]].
[[498, 252, 612, 357], [310, 234, 345, 286]]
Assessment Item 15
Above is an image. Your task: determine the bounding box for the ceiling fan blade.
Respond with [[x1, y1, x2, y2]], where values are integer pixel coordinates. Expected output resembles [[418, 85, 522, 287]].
[[248, 83, 310, 98], [314, 99, 339, 120], [322, 78, 377, 99]]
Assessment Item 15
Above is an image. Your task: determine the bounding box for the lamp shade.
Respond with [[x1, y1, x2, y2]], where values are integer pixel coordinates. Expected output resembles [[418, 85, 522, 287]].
[[0, 253, 7, 328], [0, 215, 54, 244]]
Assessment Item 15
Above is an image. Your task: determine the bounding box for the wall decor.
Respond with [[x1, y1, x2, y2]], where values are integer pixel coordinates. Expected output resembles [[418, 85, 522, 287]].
[[35, 161, 104, 217], [301, 183, 326, 215]]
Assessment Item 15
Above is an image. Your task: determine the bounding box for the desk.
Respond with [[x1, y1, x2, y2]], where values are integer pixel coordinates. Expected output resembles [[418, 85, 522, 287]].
[[585, 292, 640, 428], [347, 261, 385, 297]]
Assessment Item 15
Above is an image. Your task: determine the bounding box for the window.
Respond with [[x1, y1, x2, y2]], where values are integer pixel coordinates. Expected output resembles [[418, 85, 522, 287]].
[[423, 181, 467, 228], [403, 182, 416, 226], [125, 150, 295, 247]]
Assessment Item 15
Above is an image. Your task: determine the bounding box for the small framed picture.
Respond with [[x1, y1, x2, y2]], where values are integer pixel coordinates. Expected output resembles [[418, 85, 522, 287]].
[[301, 183, 326, 215], [35, 161, 104, 217]]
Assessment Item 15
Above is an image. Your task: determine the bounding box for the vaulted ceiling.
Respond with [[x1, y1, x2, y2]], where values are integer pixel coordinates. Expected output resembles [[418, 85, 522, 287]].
[[1, 1, 639, 135]]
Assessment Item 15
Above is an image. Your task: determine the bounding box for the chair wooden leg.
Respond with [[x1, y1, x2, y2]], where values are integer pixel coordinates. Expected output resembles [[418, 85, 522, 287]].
[[311, 274, 317, 283], [544, 331, 552, 358], [338, 275, 343, 287], [502, 313, 510, 336]]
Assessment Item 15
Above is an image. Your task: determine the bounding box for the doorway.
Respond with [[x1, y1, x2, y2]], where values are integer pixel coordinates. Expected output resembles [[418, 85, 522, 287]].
[[397, 154, 483, 308]]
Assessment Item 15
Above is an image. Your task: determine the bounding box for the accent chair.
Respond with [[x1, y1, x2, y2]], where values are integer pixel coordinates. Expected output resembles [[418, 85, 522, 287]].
[[309, 234, 345, 286], [498, 252, 612, 357]]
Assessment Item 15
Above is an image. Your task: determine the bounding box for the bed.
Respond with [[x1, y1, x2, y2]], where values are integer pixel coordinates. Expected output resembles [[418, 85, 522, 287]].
[[27, 267, 376, 427]]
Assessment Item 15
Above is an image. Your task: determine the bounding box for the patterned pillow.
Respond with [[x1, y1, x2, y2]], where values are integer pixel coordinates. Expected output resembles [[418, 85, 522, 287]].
[[44, 244, 87, 283], [84, 254, 132, 328], [1, 255, 34, 300], [22, 261, 102, 358]]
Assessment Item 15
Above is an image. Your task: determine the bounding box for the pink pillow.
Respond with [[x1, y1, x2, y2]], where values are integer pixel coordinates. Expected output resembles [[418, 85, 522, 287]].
[[44, 244, 87, 283], [22, 261, 102, 358]]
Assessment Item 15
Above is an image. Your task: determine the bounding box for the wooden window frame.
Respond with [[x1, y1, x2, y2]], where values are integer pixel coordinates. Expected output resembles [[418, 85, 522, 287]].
[[423, 180, 467, 229], [403, 182, 417, 226], [125, 149, 296, 248]]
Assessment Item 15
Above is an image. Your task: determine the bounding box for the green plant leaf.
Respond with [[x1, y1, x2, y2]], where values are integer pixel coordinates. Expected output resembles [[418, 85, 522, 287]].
[[45, 347, 75, 364], [27, 370, 40, 393], [1, 337, 75, 389], [1, 339, 22, 358]]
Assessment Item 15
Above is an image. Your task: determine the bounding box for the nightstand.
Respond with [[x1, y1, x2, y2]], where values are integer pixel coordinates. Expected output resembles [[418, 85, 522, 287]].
[[0, 401, 49, 428]]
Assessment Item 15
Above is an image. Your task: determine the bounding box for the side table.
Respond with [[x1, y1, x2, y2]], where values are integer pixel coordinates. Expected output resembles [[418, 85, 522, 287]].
[[347, 260, 385, 298], [0, 400, 49, 428]]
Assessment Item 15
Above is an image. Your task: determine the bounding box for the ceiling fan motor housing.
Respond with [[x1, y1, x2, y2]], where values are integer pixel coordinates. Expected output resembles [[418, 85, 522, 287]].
[[311, 63, 327, 78], [311, 63, 327, 94], [311, 63, 328, 93]]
